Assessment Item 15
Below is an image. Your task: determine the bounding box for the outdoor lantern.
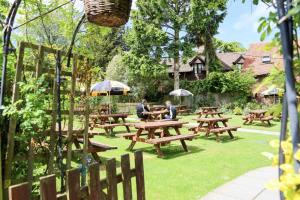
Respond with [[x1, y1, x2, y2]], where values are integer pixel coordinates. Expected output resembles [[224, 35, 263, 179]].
[[84, 0, 132, 27]]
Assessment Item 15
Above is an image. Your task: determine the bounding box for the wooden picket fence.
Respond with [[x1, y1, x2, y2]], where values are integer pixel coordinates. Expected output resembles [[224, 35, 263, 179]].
[[9, 151, 145, 200]]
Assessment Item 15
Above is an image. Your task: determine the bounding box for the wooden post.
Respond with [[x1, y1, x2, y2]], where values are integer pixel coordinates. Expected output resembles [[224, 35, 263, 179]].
[[8, 182, 29, 200], [88, 164, 100, 200], [106, 158, 118, 200], [121, 154, 132, 200], [4, 42, 25, 196], [66, 169, 80, 200], [82, 58, 91, 184], [48, 50, 58, 174], [66, 54, 77, 169], [40, 175, 57, 200], [135, 151, 145, 200]]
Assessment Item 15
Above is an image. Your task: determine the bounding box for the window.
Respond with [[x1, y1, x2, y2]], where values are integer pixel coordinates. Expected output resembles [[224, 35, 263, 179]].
[[262, 56, 271, 64], [193, 63, 204, 74]]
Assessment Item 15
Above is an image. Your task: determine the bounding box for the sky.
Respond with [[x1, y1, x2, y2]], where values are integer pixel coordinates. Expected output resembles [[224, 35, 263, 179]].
[[9, 0, 274, 48], [216, 0, 275, 48]]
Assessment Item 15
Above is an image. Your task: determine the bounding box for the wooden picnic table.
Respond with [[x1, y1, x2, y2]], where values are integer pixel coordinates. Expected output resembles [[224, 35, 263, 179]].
[[142, 110, 168, 120], [196, 110, 223, 118], [45, 128, 116, 162], [89, 113, 131, 135], [243, 110, 273, 125], [151, 105, 166, 111], [121, 121, 196, 157], [190, 117, 240, 141]]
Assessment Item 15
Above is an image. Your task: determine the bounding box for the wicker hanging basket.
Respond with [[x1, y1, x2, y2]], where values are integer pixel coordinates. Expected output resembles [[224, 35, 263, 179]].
[[84, 0, 132, 27]]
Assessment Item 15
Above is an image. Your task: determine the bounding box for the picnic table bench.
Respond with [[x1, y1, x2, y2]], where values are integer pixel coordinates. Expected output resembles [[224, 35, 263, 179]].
[[190, 117, 240, 141], [76, 138, 117, 162], [151, 105, 166, 111], [142, 110, 168, 120], [196, 111, 223, 118], [89, 113, 131, 135], [120, 121, 197, 157], [45, 128, 116, 162], [243, 110, 273, 126]]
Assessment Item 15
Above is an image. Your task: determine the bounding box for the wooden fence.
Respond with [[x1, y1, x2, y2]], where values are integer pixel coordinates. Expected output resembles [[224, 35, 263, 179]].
[[9, 151, 145, 200]]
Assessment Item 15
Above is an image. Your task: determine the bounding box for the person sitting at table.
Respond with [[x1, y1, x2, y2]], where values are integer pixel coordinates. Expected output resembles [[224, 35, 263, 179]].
[[136, 99, 150, 120], [164, 100, 177, 120]]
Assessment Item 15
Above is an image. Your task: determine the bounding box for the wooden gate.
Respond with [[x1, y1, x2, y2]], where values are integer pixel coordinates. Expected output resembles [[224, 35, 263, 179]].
[[8, 151, 145, 200]]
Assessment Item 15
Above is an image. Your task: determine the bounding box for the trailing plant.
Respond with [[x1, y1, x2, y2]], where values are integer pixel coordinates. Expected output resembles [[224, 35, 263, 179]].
[[3, 75, 51, 188]]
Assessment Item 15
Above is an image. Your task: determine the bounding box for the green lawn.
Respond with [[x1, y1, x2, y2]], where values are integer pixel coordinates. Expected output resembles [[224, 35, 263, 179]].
[[91, 115, 278, 200], [181, 114, 281, 132]]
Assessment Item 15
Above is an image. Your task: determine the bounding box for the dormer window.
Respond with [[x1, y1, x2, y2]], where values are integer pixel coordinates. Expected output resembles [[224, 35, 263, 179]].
[[193, 63, 205, 74], [262, 56, 271, 64]]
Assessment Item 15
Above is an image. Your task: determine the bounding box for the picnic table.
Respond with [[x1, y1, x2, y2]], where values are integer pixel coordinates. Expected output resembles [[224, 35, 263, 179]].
[[89, 113, 131, 135], [45, 128, 116, 162], [176, 105, 191, 115], [120, 121, 197, 157], [243, 110, 273, 125], [142, 110, 168, 120], [190, 117, 240, 141], [196, 106, 223, 118], [151, 105, 166, 111]]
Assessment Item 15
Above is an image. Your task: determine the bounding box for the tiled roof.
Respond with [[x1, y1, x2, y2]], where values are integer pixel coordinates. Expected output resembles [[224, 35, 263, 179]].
[[165, 53, 242, 73], [242, 42, 283, 76]]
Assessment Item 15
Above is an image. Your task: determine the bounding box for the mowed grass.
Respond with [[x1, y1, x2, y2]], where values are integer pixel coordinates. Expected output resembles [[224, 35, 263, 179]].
[[182, 114, 281, 132], [91, 115, 277, 200]]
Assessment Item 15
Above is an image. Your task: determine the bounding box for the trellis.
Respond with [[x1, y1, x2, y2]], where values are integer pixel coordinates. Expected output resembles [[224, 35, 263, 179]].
[[4, 41, 92, 194]]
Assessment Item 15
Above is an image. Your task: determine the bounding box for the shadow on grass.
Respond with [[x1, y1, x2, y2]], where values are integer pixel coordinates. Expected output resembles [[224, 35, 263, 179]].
[[243, 122, 276, 128], [197, 134, 243, 143], [129, 144, 204, 160]]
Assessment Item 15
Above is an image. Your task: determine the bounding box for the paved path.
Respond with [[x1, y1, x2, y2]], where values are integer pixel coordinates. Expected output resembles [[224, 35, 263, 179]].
[[200, 167, 279, 200]]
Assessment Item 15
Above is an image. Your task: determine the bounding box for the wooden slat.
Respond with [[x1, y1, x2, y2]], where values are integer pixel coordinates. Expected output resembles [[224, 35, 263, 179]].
[[88, 164, 100, 200], [106, 158, 118, 200], [66, 169, 81, 200], [40, 175, 57, 200], [135, 151, 145, 200], [121, 154, 132, 200], [9, 182, 30, 200]]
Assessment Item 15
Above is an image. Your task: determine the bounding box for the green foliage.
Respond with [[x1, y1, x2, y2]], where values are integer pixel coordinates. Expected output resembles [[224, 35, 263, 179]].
[[233, 107, 243, 115], [214, 38, 246, 52], [180, 70, 255, 95], [267, 104, 282, 119]]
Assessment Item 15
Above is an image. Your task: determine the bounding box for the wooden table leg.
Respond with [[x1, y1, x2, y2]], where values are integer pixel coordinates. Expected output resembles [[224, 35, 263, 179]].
[[154, 144, 164, 158], [122, 117, 131, 132], [174, 127, 188, 152], [127, 129, 143, 151]]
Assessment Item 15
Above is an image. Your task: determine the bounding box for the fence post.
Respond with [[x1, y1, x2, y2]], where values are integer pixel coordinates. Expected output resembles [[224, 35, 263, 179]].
[[8, 182, 29, 200], [66, 169, 81, 200], [106, 158, 118, 200], [40, 174, 57, 200], [135, 151, 145, 200], [88, 164, 100, 200], [121, 154, 132, 200]]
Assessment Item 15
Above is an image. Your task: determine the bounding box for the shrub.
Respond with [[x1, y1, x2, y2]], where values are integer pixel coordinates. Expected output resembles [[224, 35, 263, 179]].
[[267, 104, 282, 119], [233, 107, 243, 115]]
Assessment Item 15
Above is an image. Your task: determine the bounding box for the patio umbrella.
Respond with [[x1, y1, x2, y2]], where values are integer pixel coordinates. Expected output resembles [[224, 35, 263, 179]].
[[91, 80, 130, 96], [169, 89, 193, 97]]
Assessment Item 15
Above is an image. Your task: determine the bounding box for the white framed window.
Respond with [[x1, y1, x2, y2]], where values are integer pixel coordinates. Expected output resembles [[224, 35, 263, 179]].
[[262, 56, 271, 64], [194, 63, 204, 74]]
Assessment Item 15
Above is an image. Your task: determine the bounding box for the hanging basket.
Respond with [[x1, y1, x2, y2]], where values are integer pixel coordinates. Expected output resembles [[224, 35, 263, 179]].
[[84, 0, 132, 27]]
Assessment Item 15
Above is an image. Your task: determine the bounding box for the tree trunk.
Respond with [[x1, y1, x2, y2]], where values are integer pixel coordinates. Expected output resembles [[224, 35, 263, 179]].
[[173, 29, 180, 90], [204, 33, 216, 76]]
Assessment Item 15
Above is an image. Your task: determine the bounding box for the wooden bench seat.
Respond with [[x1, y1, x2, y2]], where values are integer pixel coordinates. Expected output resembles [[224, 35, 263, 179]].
[[210, 126, 240, 133], [146, 134, 196, 144], [76, 138, 117, 151], [261, 116, 274, 121], [119, 132, 150, 139]]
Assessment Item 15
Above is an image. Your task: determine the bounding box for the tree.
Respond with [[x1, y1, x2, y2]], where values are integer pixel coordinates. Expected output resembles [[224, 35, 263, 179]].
[[187, 0, 227, 75], [106, 54, 128, 82], [214, 39, 246, 53], [125, 0, 194, 90]]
